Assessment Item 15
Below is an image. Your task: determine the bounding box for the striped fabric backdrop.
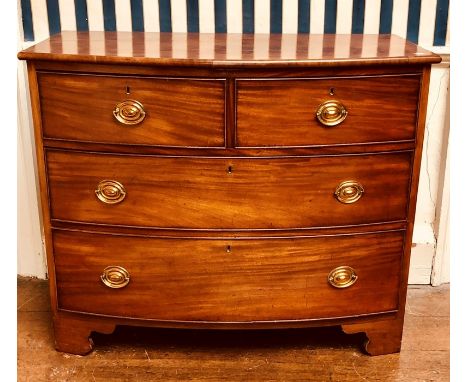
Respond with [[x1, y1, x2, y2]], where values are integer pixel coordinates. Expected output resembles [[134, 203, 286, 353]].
[[20, 0, 450, 49]]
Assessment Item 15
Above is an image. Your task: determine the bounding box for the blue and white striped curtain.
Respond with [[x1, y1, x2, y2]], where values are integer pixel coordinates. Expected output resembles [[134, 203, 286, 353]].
[[20, 0, 449, 48]]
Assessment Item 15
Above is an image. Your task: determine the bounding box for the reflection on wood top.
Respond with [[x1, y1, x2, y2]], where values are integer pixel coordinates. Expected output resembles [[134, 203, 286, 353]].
[[18, 31, 441, 67]]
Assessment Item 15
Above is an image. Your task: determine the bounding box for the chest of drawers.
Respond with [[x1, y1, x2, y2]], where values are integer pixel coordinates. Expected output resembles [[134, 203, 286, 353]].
[[19, 32, 440, 356]]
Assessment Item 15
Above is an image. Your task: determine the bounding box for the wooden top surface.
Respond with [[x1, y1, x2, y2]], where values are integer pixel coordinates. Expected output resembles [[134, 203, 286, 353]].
[[18, 31, 441, 68]]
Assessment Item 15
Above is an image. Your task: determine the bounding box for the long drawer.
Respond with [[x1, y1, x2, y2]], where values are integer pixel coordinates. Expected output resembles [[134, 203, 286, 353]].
[[236, 75, 420, 147], [54, 229, 403, 321], [47, 150, 412, 229], [38, 73, 226, 147]]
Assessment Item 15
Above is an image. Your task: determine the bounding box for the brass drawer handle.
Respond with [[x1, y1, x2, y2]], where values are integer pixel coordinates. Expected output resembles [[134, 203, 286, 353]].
[[334, 180, 364, 204], [113, 99, 146, 125], [95, 180, 127, 204], [328, 266, 358, 288], [316, 100, 348, 127], [101, 266, 130, 289]]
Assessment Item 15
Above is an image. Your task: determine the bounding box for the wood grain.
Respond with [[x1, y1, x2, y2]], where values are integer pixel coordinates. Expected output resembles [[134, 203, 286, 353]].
[[25, 63, 59, 317], [342, 317, 404, 356], [38, 72, 226, 147], [53, 313, 116, 355], [50, 222, 407, 238], [236, 75, 420, 147], [18, 32, 441, 356], [33, 59, 426, 79], [43, 138, 416, 157], [46, 150, 412, 229], [53, 230, 403, 322], [18, 32, 441, 68]]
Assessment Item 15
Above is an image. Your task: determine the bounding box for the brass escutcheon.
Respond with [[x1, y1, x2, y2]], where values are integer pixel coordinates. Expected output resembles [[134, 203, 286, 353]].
[[113, 99, 146, 125], [316, 100, 348, 127], [100, 266, 130, 289], [334, 180, 364, 204], [328, 266, 358, 288], [95, 180, 127, 204]]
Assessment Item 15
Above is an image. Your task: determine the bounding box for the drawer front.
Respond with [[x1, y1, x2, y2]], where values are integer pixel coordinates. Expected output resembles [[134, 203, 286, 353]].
[[47, 150, 411, 229], [54, 230, 403, 321], [236, 76, 420, 147], [38, 73, 226, 147]]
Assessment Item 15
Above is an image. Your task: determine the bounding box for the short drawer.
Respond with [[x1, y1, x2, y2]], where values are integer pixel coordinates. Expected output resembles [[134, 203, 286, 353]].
[[54, 229, 403, 321], [38, 73, 225, 147], [236, 75, 420, 147], [47, 150, 412, 229]]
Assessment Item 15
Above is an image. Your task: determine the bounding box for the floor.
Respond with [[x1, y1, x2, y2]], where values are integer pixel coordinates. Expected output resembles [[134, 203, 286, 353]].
[[18, 277, 449, 382]]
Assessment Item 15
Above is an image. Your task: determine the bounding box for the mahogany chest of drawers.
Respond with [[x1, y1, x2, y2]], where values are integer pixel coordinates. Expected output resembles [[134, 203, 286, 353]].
[[19, 32, 441, 356]]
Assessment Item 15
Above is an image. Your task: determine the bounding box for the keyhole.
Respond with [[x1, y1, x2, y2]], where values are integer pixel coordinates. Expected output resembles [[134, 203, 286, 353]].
[[329, 87, 335, 96], [126, 85, 131, 95], [227, 165, 233, 174], [226, 245, 231, 253]]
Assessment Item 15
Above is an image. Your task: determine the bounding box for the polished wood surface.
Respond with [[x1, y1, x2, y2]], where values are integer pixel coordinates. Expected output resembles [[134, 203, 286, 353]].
[[50, 221, 407, 238], [54, 230, 403, 322], [46, 150, 411, 229], [236, 75, 420, 147], [38, 72, 226, 147], [26, 63, 60, 319], [19, 32, 440, 356], [18, 32, 441, 67], [53, 313, 116, 355], [342, 317, 404, 356], [43, 138, 416, 156], [34, 59, 426, 78]]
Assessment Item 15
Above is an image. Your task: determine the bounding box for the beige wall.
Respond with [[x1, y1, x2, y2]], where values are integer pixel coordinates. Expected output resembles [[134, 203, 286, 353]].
[[408, 59, 450, 284], [17, 37, 47, 277]]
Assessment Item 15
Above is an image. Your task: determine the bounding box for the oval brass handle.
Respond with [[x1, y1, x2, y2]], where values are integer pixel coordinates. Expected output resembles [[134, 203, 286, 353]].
[[95, 180, 127, 204], [316, 100, 348, 127], [328, 266, 358, 288], [113, 99, 146, 125], [101, 266, 130, 289], [334, 180, 364, 204]]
